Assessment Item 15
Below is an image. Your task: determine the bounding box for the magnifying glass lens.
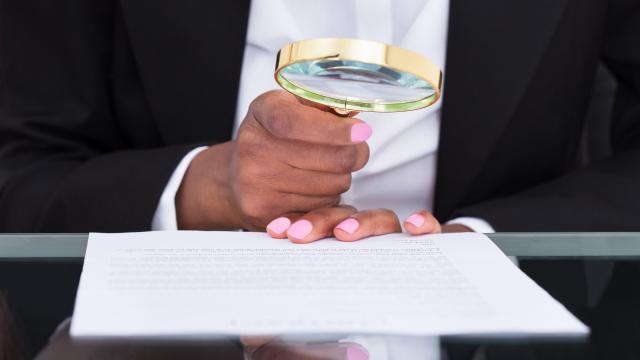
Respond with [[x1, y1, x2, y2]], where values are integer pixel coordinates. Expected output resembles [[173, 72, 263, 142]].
[[275, 38, 442, 112], [280, 59, 435, 104]]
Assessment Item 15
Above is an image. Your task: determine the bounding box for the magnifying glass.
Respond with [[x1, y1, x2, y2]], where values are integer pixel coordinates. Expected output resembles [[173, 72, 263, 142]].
[[275, 38, 442, 115]]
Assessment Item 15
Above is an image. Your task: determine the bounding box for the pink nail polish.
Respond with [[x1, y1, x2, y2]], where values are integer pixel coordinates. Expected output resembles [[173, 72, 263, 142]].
[[287, 220, 313, 239], [267, 217, 290, 234], [347, 345, 369, 360], [351, 123, 372, 143], [405, 213, 425, 227], [336, 218, 359, 234]]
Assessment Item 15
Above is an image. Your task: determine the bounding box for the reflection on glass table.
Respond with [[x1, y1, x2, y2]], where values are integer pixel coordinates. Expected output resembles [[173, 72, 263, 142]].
[[1, 233, 640, 359]]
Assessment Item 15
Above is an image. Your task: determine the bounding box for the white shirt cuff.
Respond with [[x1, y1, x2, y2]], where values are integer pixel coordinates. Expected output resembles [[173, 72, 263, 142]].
[[446, 217, 495, 233], [151, 146, 208, 230]]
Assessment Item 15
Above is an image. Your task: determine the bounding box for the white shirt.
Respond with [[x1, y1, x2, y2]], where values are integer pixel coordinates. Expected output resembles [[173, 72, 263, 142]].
[[152, 0, 494, 233]]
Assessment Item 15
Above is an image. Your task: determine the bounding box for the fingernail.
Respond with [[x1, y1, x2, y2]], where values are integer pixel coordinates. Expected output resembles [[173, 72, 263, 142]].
[[335, 218, 359, 234], [287, 220, 313, 239], [266, 217, 290, 234], [347, 345, 369, 360], [351, 123, 372, 143], [405, 213, 425, 227]]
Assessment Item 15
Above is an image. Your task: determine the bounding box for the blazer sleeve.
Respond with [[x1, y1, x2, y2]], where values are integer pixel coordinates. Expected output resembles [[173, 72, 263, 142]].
[[452, 0, 640, 231], [0, 0, 198, 232]]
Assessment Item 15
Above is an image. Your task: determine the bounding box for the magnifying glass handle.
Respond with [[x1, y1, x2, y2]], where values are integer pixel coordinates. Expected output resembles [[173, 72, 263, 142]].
[[331, 107, 355, 117]]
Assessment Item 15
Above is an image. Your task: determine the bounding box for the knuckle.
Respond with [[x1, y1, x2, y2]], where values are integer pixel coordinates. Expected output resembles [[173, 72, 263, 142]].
[[421, 210, 436, 219], [335, 173, 352, 193], [236, 141, 260, 164], [249, 90, 288, 125], [353, 143, 370, 171], [373, 209, 400, 232], [377, 208, 397, 217], [332, 146, 358, 173], [236, 132, 265, 162], [240, 164, 277, 192], [323, 196, 341, 208], [248, 94, 266, 118], [360, 142, 371, 160], [341, 204, 358, 212], [251, 90, 280, 110], [264, 89, 287, 99], [305, 196, 340, 212], [265, 104, 293, 138], [314, 209, 334, 224]]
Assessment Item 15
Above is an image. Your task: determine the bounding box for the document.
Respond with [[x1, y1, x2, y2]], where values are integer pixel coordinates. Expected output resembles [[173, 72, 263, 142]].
[[71, 231, 588, 338]]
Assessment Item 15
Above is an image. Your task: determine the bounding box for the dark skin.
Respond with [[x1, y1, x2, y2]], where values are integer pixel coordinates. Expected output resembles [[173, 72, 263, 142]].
[[242, 336, 370, 360], [176, 90, 472, 241]]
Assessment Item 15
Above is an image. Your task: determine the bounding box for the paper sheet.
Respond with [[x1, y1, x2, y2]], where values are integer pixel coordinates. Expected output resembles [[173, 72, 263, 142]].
[[70, 231, 588, 338]]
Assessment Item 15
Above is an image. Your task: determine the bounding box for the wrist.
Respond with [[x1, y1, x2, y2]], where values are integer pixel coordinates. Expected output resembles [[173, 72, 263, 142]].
[[176, 141, 243, 230]]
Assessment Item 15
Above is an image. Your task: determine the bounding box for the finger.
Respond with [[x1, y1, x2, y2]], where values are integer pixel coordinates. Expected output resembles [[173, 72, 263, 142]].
[[242, 154, 354, 195], [267, 169, 352, 196], [266, 217, 292, 239], [403, 210, 442, 235], [333, 209, 402, 242], [286, 205, 357, 244], [241, 194, 341, 231], [239, 111, 369, 173], [250, 90, 372, 145], [279, 141, 370, 173], [252, 341, 368, 360], [266, 213, 303, 239]]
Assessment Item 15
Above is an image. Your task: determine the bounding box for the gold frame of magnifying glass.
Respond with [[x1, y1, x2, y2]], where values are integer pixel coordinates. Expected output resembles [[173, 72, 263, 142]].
[[274, 38, 443, 114]]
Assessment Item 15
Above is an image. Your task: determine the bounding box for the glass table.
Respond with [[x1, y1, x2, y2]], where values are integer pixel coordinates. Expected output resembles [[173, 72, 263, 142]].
[[1, 233, 639, 359]]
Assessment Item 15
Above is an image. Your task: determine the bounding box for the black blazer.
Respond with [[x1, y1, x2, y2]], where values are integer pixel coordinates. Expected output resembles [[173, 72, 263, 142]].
[[1, 0, 639, 232]]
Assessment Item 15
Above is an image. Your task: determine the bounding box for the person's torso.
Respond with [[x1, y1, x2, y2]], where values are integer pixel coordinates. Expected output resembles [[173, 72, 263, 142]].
[[110, 0, 607, 219]]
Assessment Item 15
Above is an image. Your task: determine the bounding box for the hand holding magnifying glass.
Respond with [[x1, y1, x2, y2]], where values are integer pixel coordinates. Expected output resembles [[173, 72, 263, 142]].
[[176, 38, 446, 237], [261, 38, 451, 242]]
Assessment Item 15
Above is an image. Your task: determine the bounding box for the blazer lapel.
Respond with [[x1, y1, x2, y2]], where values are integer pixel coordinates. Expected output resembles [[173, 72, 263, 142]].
[[434, 0, 569, 219], [119, 0, 251, 144]]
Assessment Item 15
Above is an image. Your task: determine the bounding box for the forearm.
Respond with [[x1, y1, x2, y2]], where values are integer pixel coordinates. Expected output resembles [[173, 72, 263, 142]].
[[0, 144, 198, 232], [452, 149, 640, 231]]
